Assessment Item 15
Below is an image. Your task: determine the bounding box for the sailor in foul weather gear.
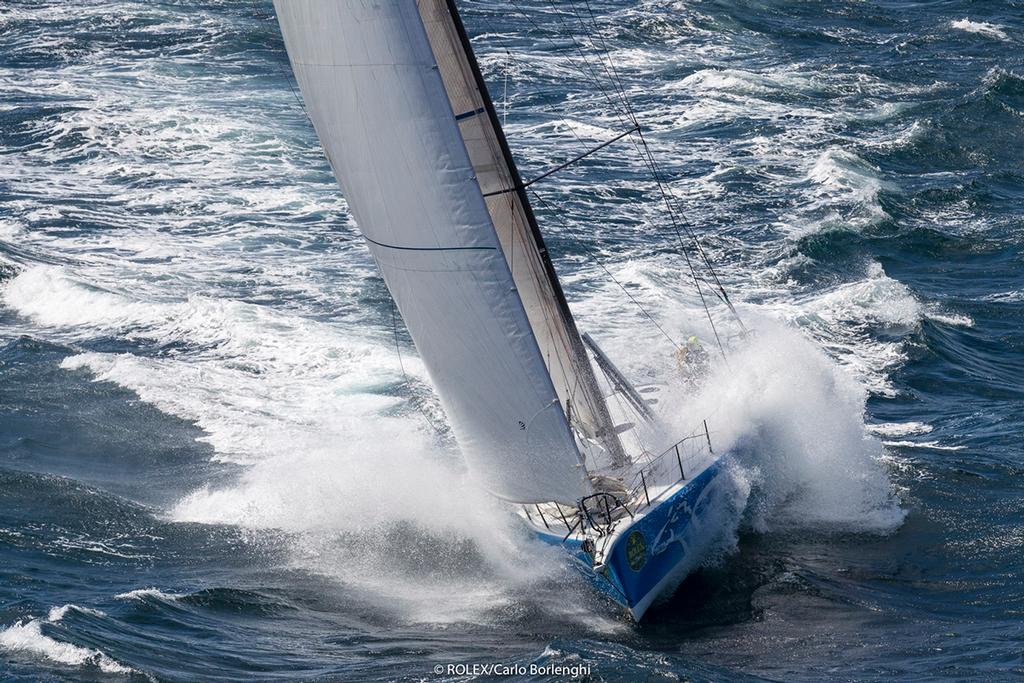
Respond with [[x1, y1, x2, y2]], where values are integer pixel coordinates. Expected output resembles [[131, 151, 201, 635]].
[[676, 335, 710, 385]]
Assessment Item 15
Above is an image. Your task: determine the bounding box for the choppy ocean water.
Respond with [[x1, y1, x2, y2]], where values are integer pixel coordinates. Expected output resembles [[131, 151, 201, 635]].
[[1, 0, 1022, 680]]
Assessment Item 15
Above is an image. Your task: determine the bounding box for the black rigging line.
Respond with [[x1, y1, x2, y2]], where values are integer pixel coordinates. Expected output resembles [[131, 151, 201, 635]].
[[492, 0, 731, 356], [469, 4, 637, 177], [471, 1, 660, 202], [487, 3, 712, 348], [469, 1, 662, 213], [634, 125, 727, 358], [552, 0, 725, 354], [392, 301, 447, 436], [560, 0, 742, 354], [528, 189, 681, 351], [469, 3, 693, 365], [574, 0, 745, 335], [504, 0, 633, 126], [482, 124, 638, 197]]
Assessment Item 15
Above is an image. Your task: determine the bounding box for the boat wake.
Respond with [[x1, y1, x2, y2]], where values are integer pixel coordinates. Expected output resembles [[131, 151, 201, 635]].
[[1, 264, 906, 627], [156, 316, 904, 624]]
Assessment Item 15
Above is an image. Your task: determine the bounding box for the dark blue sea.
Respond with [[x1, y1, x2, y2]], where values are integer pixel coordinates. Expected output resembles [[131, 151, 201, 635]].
[[1, 0, 1022, 680]]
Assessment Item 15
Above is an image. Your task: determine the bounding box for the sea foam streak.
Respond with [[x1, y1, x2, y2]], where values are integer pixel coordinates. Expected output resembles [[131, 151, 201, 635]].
[[950, 19, 1010, 41], [114, 588, 186, 602]]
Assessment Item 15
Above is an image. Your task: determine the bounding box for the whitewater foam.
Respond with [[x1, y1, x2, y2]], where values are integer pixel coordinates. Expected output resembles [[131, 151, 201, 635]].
[[750, 262, 924, 397], [565, 253, 906, 537], [797, 148, 891, 234], [0, 218, 23, 241], [0, 605, 136, 675], [882, 440, 966, 452], [869, 422, 934, 437], [665, 319, 906, 534], [1, 264, 575, 624], [163, 408, 584, 624], [114, 588, 185, 602], [4, 266, 165, 334], [809, 263, 921, 331], [0, 0, 923, 629], [680, 67, 816, 96], [950, 19, 1009, 42], [924, 309, 974, 327]]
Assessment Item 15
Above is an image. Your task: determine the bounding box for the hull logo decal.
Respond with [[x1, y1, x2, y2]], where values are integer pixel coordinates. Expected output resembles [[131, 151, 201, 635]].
[[626, 531, 647, 571]]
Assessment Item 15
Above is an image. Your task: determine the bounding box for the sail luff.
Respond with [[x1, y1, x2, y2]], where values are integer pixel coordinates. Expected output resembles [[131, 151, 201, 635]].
[[419, 0, 628, 467], [272, 0, 591, 504]]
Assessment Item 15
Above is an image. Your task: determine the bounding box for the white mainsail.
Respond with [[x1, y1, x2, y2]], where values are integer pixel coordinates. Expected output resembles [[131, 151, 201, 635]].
[[273, 0, 591, 504], [417, 0, 627, 466]]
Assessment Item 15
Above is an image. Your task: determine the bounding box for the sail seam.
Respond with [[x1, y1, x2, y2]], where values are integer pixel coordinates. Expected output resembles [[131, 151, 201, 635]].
[[363, 235, 495, 252]]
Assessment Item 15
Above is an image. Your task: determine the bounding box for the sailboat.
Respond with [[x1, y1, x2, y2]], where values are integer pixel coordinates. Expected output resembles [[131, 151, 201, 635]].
[[271, 0, 732, 621]]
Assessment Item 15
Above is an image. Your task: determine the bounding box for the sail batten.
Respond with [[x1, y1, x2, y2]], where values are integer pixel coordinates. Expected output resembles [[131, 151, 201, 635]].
[[418, 0, 627, 467], [273, 0, 591, 504]]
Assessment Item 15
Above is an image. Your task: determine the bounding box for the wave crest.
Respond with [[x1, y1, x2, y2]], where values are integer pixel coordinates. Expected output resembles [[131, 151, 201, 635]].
[[0, 604, 137, 676]]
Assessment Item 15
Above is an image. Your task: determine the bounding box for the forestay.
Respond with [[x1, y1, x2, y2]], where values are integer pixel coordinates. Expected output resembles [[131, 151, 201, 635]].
[[272, 0, 590, 503]]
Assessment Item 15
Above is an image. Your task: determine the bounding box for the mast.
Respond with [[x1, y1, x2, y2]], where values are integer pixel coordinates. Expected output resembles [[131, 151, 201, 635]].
[[272, 0, 592, 504], [418, 0, 628, 467]]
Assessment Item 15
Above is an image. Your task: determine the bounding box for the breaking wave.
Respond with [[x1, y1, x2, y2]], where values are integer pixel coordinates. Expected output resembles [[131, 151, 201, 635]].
[[0, 605, 137, 676]]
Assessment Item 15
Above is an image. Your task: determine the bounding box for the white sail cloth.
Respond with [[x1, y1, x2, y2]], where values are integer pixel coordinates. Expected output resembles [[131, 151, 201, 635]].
[[273, 0, 590, 503], [417, 0, 626, 465]]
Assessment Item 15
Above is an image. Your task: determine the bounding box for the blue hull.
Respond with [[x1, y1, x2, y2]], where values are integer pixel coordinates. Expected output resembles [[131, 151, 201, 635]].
[[535, 459, 725, 620]]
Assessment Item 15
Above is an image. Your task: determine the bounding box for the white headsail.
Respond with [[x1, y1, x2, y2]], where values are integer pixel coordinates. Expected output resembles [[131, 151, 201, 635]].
[[417, 0, 627, 466], [273, 0, 591, 503]]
